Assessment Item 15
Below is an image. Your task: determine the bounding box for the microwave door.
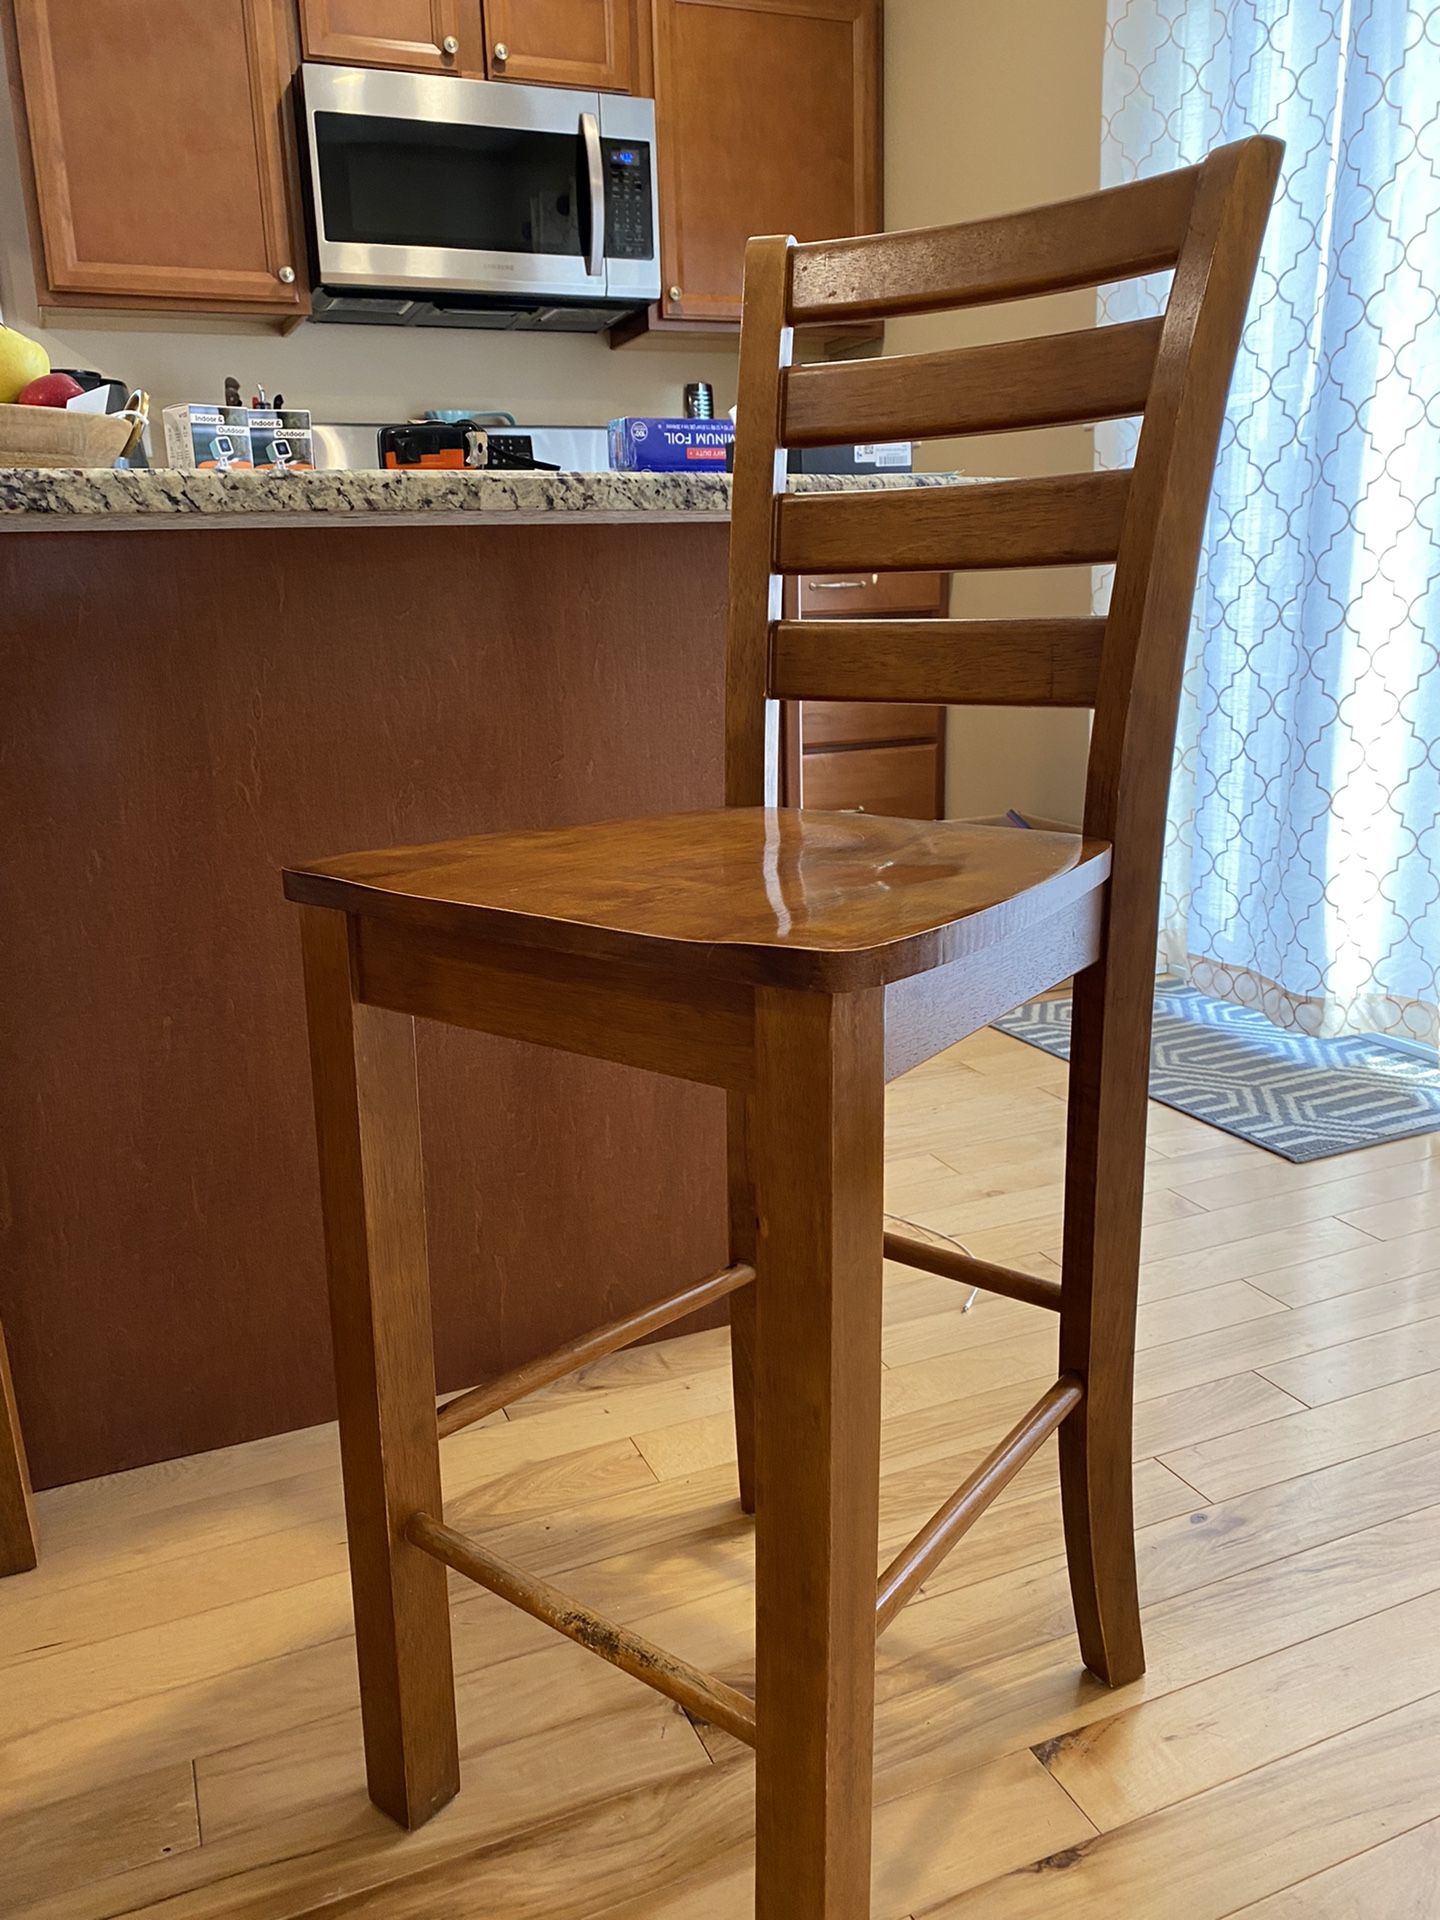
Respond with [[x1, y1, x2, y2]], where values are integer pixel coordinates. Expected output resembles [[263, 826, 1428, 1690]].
[[305, 66, 603, 300]]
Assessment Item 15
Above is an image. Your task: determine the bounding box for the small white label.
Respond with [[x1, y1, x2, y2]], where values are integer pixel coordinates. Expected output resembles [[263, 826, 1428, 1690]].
[[854, 442, 911, 469]]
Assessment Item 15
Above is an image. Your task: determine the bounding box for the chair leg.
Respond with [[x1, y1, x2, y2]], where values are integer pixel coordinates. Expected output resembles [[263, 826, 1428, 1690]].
[[752, 987, 885, 1920], [1058, 954, 1147, 1688], [727, 1091, 758, 1515], [0, 1315, 38, 1577], [299, 905, 460, 1830]]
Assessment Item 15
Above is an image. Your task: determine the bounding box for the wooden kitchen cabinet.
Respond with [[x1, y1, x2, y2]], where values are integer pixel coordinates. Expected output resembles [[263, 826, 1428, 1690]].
[[650, 0, 880, 323], [484, 0, 640, 90], [803, 739, 944, 818], [3, 0, 309, 317], [783, 567, 950, 821], [803, 701, 943, 750], [298, 0, 641, 87], [797, 569, 948, 620], [299, 0, 467, 72]]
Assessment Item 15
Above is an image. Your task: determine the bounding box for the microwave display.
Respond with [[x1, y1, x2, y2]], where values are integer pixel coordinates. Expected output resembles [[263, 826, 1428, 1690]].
[[316, 113, 587, 259]]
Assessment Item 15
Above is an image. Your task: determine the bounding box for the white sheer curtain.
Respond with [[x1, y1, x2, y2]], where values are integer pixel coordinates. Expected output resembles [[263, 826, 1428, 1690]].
[[1100, 0, 1440, 1042]]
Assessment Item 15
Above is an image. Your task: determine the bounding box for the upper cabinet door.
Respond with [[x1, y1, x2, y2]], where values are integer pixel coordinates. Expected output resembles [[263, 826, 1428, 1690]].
[[9, 0, 308, 313], [653, 0, 880, 322], [483, 0, 638, 92], [300, 0, 469, 73]]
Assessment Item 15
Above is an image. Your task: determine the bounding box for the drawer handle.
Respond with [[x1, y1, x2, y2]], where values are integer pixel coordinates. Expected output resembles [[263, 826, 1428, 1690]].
[[810, 575, 880, 591]]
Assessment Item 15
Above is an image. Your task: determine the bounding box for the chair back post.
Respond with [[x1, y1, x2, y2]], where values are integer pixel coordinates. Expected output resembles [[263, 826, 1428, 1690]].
[[1086, 135, 1283, 932]]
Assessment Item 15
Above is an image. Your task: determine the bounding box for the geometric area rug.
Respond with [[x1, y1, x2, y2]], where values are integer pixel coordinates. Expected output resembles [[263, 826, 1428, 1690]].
[[991, 978, 1440, 1162]]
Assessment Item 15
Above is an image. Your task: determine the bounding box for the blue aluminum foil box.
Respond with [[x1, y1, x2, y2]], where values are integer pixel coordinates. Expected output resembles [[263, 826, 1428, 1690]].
[[608, 416, 736, 472]]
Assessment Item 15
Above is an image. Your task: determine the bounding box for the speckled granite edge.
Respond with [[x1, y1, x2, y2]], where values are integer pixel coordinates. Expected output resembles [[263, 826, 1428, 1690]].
[[0, 464, 964, 529]]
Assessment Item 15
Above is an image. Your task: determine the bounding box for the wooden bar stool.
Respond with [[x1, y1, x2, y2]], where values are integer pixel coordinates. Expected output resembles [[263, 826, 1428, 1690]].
[[1, 1315, 38, 1575], [284, 137, 1280, 1917]]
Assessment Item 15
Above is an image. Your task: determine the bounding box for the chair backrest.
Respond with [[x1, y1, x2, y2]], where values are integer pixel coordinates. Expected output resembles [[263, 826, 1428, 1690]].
[[724, 137, 1282, 928]]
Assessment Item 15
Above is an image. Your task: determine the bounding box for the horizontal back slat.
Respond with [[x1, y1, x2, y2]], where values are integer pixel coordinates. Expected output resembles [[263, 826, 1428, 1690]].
[[775, 472, 1131, 575], [789, 167, 1198, 322], [782, 319, 1163, 448], [770, 617, 1106, 707]]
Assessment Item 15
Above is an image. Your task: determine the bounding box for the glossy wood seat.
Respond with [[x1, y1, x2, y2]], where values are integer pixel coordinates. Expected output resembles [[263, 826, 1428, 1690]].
[[285, 137, 1282, 1920], [285, 808, 1111, 990]]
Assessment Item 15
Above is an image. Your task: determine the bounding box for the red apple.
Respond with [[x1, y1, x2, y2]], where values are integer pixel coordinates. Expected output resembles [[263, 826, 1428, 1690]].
[[16, 372, 86, 408]]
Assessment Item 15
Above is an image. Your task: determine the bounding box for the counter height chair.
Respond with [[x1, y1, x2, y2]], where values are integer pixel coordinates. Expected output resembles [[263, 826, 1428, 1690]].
[[284, 137, 1281, 1918], [1, 1316, 38, 1575]]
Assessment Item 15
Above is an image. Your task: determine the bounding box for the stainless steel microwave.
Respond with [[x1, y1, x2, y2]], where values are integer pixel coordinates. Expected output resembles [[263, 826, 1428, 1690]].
[[300, 65, 660, 332]]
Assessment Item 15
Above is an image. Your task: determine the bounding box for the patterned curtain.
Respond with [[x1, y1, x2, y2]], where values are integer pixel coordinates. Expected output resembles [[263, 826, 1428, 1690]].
[[1100, 0, 1440, 1042]]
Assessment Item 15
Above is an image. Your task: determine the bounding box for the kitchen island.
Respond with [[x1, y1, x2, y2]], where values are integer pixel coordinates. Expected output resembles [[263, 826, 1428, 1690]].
[[0, 465, 948, 1486]]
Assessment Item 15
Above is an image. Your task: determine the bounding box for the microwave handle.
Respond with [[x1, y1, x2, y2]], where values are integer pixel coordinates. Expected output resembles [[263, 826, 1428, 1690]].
[[581, 112, 605, 279]]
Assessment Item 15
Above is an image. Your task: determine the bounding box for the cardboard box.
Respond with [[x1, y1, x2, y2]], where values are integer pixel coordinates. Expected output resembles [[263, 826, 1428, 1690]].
[[609, 416, 735, 472], [163, 405, 313, 471], [164, 404, 253, 471], [246, 410, 314, 471]]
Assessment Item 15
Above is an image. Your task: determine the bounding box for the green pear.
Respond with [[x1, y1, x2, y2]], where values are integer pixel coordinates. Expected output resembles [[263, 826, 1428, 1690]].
[[0, 326, 51, 405]]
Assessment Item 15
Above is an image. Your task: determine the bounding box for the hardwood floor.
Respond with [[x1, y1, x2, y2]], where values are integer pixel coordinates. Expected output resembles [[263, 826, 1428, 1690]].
[[6, 1027, 1440, 1917]]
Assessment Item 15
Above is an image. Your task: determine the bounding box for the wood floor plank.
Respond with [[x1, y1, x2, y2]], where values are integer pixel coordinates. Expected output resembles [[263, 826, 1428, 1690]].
[[1132, 1273, 1440, 1404], [1340, 1183, 1440, 1242], [1037, 1586, 1440, 1829], [1172, 1135, 1440, 1213], [47, 1717, 1088, 1920], [24, 1705, 710, 1920], [635, 1364, 1293, 1487], [0, 1438, 656, 1663], [593, 1750, 1092, 1920], [882, 1279, 1287, 1374], [912, 1427, 1440, 1626], [1217, 1226, 1440, 1309], [1137, 1216, 1379, 1301], [1137, 1181, 1394, 1263], [7, 1762, 200, 1910], [820, 1501, 1440, 1830], [919, 1690, 1440, 1919], [200, 1684, 703, 1851], [1159, 1369, 1440, 1501], [23, 1418, 644, 1601], [1222, 1815, 1440, 1917], [917, 1176, 1202, 1240], [1260, 1316, 1440, 1407]]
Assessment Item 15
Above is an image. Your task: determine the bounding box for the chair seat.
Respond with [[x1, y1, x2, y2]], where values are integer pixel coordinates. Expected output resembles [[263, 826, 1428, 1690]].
[[284, 807, 1111, 990]]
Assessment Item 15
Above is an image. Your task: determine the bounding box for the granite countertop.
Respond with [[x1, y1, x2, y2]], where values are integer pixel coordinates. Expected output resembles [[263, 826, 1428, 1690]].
[[0, 465, 961, 532]]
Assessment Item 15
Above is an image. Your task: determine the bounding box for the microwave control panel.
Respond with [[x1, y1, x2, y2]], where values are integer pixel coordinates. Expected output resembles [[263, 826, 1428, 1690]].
[[603, 141, 655, 260]]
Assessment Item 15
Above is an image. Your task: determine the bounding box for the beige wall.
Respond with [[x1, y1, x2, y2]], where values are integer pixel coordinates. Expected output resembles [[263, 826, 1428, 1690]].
[[0, 75, 737, 428], [885, 0, 1108, 826]]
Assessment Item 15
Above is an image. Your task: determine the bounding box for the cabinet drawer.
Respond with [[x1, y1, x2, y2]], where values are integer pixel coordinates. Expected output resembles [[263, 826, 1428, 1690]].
[[803, 702, 942, 750], [802, 743, 942, 819], [797, 571, 949, 619]]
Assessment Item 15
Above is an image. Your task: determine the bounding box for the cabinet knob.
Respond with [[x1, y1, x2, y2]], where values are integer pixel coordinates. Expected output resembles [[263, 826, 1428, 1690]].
[[668, 285, 682, 303], [277, 265, 296, 285], [493, 40, 509, 61], [441, 34, 459, 55]]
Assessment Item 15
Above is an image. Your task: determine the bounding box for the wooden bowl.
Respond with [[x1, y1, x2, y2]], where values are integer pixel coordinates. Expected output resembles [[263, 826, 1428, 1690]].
[[0, 403, 135, 469]]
